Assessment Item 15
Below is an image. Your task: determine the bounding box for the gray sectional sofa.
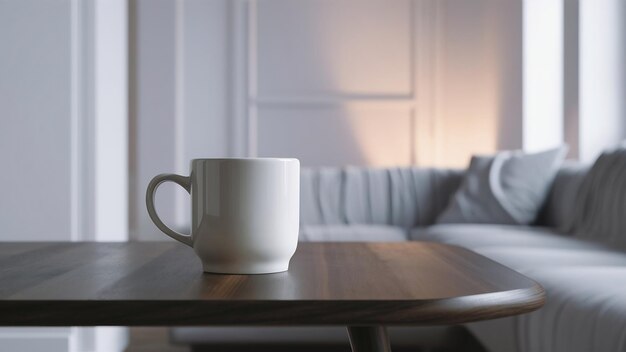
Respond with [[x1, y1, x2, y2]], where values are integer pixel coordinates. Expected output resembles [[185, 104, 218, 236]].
[[172, 163, 626, 352]]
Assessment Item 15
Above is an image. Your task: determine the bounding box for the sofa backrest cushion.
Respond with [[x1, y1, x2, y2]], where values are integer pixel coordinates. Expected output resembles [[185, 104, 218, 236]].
[[436, 147, 568, 225], [300, 166, 464, 228], [300, 163, 591, 230], [536, 162, 589, 228], [565, 146, 626, 249]]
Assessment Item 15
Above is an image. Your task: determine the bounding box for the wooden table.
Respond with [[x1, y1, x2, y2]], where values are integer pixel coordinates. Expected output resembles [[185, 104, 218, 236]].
[[0, 242, 545, 352]]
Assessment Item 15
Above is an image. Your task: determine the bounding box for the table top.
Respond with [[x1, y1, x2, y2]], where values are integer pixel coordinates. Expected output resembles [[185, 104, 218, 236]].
[[0, 242, 544, 326]]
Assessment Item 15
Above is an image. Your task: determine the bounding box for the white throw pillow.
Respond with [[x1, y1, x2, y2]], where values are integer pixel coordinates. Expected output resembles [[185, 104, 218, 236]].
[[437, 146, 568, 225]]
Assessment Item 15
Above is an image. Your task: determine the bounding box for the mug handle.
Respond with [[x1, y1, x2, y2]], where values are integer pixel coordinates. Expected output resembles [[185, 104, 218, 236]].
[[146, 173, 193, 247]]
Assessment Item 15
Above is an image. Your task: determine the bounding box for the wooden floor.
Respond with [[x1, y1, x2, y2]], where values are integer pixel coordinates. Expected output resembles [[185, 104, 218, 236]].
[[125, 328, 189, 352]]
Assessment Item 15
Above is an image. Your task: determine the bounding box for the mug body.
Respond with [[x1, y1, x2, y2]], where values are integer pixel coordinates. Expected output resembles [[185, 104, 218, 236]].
[[190, 158, 300, 274]]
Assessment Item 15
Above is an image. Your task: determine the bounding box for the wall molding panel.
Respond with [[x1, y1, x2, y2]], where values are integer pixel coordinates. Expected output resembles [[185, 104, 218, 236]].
[[232, 0, 438, 166]]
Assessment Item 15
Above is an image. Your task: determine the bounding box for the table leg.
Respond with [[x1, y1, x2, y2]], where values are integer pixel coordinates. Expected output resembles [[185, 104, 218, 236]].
[[347, 325, 392, 352]]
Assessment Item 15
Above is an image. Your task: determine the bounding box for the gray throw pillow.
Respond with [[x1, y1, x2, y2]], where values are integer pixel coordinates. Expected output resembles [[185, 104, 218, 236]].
[[437, 146, 568, 225]]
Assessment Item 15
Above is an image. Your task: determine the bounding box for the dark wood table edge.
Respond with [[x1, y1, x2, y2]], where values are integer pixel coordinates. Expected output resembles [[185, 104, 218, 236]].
[[0, 285, 545, 327], [0, 286, 545, 352]]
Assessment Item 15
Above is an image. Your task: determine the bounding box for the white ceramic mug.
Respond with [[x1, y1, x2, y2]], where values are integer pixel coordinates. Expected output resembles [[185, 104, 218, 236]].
[[146, 158, 300, 274]]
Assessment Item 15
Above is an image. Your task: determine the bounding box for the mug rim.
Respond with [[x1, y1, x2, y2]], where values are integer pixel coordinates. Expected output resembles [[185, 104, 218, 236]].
[[191, 157, 298, 162]]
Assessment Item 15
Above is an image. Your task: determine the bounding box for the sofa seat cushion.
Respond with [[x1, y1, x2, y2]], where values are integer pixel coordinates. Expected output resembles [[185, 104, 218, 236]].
[[300, 225, 407, 242], [472, 246, 626, 273], [515, 267, 626, 352], [467, 266, 626, 352], [411, 224, 606, 250]]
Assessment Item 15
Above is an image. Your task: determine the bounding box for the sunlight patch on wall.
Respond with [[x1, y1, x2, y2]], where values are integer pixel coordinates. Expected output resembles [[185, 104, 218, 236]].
[[432, 0, 511, 168], [342, 106, 413, 167]]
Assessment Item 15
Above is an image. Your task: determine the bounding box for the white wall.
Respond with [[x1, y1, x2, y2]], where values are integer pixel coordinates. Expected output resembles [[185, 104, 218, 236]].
[[250, 0, 523, 168], [0, 0, 128, 350], [251, 0, 416, 166], [130, 0, 525, 240], [130, 0, 179, 241], [0, 0, 74, 241], [579, 0, 626, 162], [523, 0, 564, 152], [94, 0, 129, 243], [129, 0, 234, 240]]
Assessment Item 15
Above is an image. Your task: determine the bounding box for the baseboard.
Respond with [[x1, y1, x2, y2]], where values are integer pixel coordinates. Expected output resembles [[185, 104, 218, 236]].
[[0, 328, 73, 352], [0, 327, 128, 352]]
